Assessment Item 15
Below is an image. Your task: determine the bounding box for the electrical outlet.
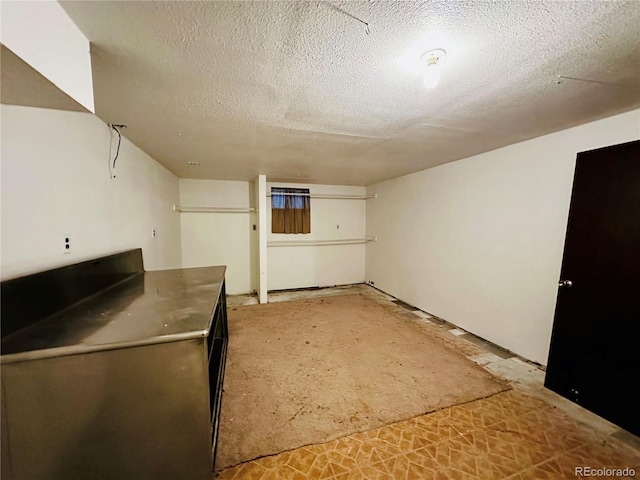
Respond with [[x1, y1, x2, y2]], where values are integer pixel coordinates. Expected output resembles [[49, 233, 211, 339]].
[[337, 224, 340, 229], [152, 228, 156, 238], [63, 235, 71, 254]]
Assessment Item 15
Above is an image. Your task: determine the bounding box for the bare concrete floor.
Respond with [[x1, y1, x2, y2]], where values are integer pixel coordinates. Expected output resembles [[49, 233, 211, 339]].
[[220, 284, 640, 478]]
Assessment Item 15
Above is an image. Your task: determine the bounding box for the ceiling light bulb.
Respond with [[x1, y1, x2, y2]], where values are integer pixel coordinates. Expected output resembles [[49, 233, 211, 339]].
[[420, 48, 446, 90]]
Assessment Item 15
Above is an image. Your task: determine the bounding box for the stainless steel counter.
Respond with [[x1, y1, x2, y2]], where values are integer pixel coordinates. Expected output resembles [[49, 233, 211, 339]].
[[1, 262, 228, 480], [1, 266, 226, 363]]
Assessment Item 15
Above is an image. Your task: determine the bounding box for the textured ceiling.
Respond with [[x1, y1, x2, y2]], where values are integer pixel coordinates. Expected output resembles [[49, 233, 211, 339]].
[[37, 2, 640, 184]]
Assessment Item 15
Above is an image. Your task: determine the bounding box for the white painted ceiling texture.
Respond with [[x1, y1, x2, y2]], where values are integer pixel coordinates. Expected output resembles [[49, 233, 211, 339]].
[[51, 1, 640, 185]]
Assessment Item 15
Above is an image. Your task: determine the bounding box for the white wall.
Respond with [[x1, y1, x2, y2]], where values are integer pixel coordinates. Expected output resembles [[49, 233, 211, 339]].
[[179, 179, 256, 295], [267, 182, 366, 291], [366, 109, 640, 365], [1, 105, 182, 279]]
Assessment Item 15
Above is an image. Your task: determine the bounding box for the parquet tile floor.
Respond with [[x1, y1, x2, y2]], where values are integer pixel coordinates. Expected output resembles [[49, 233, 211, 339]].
[[215, 389, 640, 480]]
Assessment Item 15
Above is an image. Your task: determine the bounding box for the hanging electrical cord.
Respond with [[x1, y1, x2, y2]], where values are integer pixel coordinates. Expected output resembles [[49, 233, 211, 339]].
[[111, 124, 125, 168], [108, 124, 114, 179], [108, 123, 127, 178], [111, 125, 122, 169]]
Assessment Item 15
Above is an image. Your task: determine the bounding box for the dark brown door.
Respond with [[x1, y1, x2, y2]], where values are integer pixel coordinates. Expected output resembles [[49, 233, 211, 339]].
[[545, 139, 640, 436]]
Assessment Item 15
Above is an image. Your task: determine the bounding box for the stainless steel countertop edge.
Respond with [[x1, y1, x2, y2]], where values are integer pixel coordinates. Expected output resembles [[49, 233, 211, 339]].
[[0, 330, 209, 364], [2, 265, 227, 364]]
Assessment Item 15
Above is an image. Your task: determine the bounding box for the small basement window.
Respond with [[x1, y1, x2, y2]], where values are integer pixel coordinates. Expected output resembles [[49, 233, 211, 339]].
[[271, 187, 310, 234]]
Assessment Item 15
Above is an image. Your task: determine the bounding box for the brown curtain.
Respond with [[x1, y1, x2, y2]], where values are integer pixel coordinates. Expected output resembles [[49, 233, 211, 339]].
[[271, 187, 310, 234]]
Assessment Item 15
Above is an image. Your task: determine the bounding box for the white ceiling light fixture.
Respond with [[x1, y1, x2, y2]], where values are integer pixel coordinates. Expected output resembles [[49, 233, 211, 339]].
[[420, 48, 446, 89]]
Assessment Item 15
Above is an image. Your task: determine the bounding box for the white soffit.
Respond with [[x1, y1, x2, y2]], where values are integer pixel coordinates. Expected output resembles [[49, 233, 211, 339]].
[[1, 1, 94, 113], [51, 1, 640, 185], [1, 45, 88, 113]]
